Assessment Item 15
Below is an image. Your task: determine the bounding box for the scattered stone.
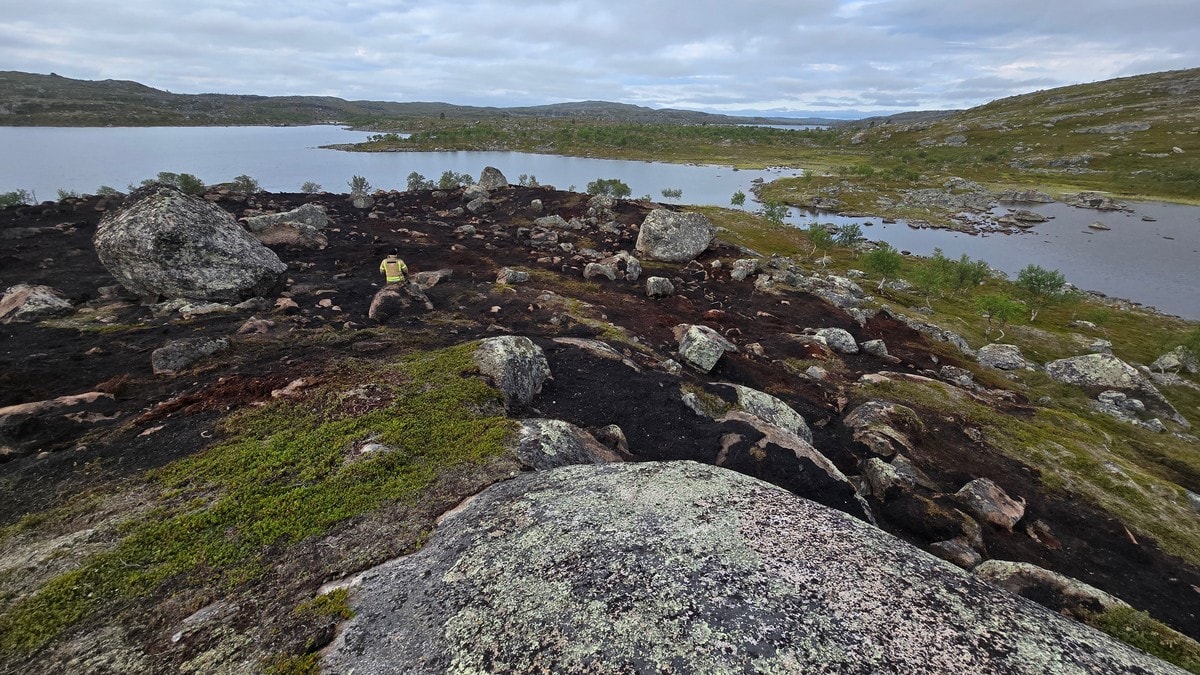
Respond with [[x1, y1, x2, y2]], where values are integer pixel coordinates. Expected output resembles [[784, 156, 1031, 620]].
[[236, 317, 274, 334], [583, 263, 617, 281], [465, 197, 493, 215], [151, 337, 230, 375], [0, 284, 74, 323], [495, 267, 529, 284], [805, 365, 828, 380], [473, 336, 552, 408], [529, 199, 543, 214], [861, 339, 889, 358], [676, 324, 737, 372], [730, 258, 760, 281], [94, 187, 286, 302], [814, 327, 859, 354], [411, 269, 452, 290], [939, 365, 975, 388], [930, 538, 983, 569], [644, 276, 675, 298], [955, 478, 1025, 532], [634, 209, 715, 262], [1066, 192, 1127, 211]]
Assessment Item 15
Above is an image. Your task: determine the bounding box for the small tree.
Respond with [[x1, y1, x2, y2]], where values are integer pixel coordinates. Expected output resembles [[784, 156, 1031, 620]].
[[586, 178, 631, 198], [863, 243, 902, 291], [438, 171, 474, 189], [730, 190, 746, 207], [230, 174, 259, 194], [977, 293, 1022, 340], [56, 188, 80, 201], [760, 201, 788, 224], [517, 174, 539, 187], [835, 223, 863, 249], [1015, 264, 1066, 322], [0, 189, 34, 207], [911, 251, 951, 307], [806, 223, 834, 258], [177, 173, 205, 195], [661, 187, 683, 202], [949, 253, 989, 295], [95, 185, 123, 197], [348, 175, 372, 195], [406, 172, 434, 191], [300, 181, 323, 194]]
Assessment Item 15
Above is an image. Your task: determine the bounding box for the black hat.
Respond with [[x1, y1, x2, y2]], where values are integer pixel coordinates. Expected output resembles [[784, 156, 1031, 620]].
[[389, 248, 399, 256]]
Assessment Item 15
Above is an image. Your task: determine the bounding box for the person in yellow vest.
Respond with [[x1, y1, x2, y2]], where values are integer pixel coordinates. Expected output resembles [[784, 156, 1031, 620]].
[[378, 248, 434, 311], [379, 249, 408, 283]]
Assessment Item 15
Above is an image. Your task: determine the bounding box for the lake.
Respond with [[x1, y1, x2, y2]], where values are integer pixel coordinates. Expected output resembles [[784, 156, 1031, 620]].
[[1, 125, 1197, 319]]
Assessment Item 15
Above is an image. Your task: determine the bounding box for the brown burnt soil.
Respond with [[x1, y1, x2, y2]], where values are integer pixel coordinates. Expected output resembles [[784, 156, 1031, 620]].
[[1, 185, 1198, 655]]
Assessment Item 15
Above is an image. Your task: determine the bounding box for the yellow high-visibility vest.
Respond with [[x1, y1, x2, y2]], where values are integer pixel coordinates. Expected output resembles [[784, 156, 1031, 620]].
[[380, 257, 408, 283]]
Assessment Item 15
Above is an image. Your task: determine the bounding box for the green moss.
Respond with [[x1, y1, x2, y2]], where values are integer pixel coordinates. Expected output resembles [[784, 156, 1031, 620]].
[[1088, 606, 1200, 673], [0, 342, 515, 656], [263, 652, 321, 675], [293, 587, 353, 621]]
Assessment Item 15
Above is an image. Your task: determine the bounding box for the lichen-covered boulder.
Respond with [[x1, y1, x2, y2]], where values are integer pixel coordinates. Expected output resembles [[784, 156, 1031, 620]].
[[1045, 353, 1152, 390], [511, 418, 623, 470], [326, 461, 1180, 674], [977, 343, 1029, 370], [635, 209, 715, 262], [843, 400, 924, 458], [241, 203, 328, 233], [723, 383, 812, 443], [0, 284, 73, 323], [93, 187, 286, 301], [1151, 346, 1198, 374], [477, 166, 509, 191], [974, 560, 1130, 619], [645, 276, 675, 298], [473, 336, 551, 408], [676, 324, 737, 372], [815, 327, 859, 354]]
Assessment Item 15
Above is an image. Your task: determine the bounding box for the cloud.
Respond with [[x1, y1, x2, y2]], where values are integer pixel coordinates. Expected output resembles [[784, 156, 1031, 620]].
[[2, 0, 1198, 116]]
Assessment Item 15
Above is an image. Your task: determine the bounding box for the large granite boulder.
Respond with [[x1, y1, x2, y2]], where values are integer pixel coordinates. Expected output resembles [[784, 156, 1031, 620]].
[[815, 327, 860, 354], [0, 284, 73, 324], [635, 209, 715, 262], [473, 336, 551, 408], [477, 166, 509, 191], [843, 400, 925, 458], [93, 187, 286, 302], [1151, 346, 1199, 375], [325, 461, 1180, 674]]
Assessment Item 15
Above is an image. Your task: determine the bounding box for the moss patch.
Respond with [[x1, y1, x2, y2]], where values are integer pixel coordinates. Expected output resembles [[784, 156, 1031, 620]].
[[0, 342, 515, 656], [1089, 606, 1200, 673]]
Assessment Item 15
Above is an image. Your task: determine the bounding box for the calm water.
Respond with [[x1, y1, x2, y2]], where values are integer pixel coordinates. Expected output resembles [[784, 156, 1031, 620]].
[[1, 125, 1197, 318]]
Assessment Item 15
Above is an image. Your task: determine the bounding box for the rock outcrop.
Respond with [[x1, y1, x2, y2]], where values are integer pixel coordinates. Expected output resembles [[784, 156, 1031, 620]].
[[241, 203, 328, 249], [325, 461, 1180, 674], [477, 166, 509, 191], [511, 418, 622, 469], [977, 343, 1030, 370], [93, 187, 287, 301], [634, 209, 715, 262]]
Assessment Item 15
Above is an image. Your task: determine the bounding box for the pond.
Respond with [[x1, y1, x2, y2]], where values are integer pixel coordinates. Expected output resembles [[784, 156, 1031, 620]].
[[1, 125, 1197, 318]]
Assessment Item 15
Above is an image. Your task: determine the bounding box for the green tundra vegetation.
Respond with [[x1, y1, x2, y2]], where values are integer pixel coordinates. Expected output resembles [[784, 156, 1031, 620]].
[[344, 68, 1200, 223]]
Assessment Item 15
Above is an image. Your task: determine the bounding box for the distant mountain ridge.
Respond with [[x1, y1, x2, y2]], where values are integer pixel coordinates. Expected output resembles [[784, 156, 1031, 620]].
[[0, 71, 841, 127]]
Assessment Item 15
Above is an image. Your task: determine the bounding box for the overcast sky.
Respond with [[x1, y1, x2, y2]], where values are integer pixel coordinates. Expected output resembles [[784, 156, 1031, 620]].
[[3, 0, 1197, 118]]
